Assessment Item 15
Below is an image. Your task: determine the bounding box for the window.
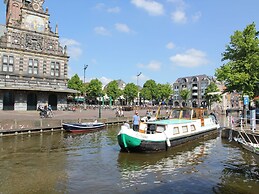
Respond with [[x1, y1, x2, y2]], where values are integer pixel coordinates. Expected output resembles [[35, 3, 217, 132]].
[[34, 60, 38, 74], [50, 62, 60, 77], [28, 59, 38, 75], [182, 126, 188, 133], [173, 127, 179, 135], [43, 61, 46, 74], [191, 125, 196, 131], [64, 63, 68, 76], [19, 58, 23, 72], [2, 55, 14, 72]]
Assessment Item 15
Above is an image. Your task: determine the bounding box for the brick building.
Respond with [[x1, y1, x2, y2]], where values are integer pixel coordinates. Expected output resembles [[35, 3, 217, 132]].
[[0, 0, 77, 110]]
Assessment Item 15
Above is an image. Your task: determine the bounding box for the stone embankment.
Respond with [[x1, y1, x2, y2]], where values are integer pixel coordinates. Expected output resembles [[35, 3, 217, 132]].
[[0, 108, 165, 136]]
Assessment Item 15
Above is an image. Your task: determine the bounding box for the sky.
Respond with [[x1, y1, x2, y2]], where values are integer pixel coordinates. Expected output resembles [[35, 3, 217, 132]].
[[1, 0, 259, 87]]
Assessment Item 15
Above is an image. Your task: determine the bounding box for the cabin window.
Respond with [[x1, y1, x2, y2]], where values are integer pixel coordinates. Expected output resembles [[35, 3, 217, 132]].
[[191, 125, 196, 131], [172, 110, 180, 118], [147, 124, 156, 134], [156, 125, 165, 133], [182, 126, 188, 133], [182, 110, 191, 119], [173, 127, 179, 135]]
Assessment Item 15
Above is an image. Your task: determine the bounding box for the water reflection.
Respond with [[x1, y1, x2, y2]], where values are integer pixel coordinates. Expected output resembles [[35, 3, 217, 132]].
[[117, 135, 218, 191], [0, 125, 258, 194], [0, 132, 68, 193]]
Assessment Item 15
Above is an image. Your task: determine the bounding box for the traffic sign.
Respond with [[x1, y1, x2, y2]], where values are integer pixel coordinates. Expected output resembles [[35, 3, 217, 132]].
[[243, 95, 249, 105]]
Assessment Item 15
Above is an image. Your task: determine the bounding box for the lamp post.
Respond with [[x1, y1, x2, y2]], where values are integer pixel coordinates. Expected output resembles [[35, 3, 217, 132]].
[[84, 64, 88, 83], [136, 72, 142, 106]]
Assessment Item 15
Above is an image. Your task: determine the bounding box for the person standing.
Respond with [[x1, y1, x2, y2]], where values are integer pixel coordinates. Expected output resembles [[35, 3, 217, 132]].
[[133, 111, 140, 131]]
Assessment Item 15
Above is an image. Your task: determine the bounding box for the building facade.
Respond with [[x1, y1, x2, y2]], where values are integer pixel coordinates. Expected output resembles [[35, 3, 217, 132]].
[[172, 75, 221, 107], [0, 0, 77, 111]]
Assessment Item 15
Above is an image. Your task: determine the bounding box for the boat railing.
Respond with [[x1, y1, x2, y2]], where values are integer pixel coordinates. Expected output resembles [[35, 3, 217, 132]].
[[169, 108, 210, 120], [227, 115, 258, 132]]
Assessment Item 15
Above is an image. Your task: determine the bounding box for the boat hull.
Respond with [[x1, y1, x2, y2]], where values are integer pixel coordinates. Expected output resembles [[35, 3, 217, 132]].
[[242, 143, 259, 155], [62, 123, 105, 133]]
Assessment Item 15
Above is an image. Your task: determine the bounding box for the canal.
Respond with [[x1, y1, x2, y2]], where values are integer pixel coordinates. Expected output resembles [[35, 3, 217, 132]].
[[0, 125, 258, 194]]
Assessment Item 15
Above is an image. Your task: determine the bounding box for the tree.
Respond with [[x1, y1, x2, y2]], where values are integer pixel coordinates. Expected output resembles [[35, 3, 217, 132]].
[[215, 23, 259, 99], [204, 82, 221, 110], [180, 89, 191, 107], [123, 83, 138, 105], [141, 80, 158, 104], [105, 80, 122, 105], [157, 83, 173, 104], [86, 79, 103, 102], [67, 74, 85, 94]]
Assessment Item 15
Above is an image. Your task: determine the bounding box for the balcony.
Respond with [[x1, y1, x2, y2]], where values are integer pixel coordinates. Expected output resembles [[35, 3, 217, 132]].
[[192, 86, 198, 90], [192, 92, 198, 96]]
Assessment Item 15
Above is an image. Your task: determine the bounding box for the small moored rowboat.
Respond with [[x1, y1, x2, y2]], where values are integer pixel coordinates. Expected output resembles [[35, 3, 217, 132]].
[[62, 121, 105, 133]]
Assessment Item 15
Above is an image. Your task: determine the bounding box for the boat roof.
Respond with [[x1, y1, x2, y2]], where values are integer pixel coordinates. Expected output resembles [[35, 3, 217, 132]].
[[147, 119, 195, 125]]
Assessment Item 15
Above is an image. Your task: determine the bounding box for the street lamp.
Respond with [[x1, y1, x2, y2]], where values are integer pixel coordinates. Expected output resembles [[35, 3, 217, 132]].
[[136, 72, 142, 105], [84, 64, 88, 83]]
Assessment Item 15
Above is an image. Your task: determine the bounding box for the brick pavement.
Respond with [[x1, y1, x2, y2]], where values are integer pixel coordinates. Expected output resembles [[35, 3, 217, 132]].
[[0, 108, 164, 121]]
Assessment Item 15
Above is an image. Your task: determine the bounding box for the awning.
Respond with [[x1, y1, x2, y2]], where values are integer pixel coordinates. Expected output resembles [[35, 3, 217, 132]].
[[0, 86, 80, 93]]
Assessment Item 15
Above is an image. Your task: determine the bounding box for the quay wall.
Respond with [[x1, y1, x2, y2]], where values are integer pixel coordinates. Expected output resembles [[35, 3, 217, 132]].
[[0, 117, 133, 136]]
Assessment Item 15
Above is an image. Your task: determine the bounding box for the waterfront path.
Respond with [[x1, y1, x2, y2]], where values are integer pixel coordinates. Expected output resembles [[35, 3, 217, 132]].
[[0, 108, 161, 120], [0, 108, 166, 135]]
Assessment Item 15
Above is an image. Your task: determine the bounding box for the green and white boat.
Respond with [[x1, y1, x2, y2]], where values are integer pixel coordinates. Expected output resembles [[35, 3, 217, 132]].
[[117, 108, 220, 152]]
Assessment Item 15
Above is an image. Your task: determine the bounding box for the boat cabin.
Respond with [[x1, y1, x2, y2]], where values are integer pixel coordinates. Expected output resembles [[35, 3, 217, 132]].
[[141, 108, 211, 134]]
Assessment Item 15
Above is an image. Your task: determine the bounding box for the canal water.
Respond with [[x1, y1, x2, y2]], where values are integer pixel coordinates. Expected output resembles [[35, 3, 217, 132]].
[[0, 125, 258, 194]]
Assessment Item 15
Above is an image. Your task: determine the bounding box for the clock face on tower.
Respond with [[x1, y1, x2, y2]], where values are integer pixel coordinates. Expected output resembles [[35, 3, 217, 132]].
[[32, 0, 44, 11], [24, 15, 46, 32]]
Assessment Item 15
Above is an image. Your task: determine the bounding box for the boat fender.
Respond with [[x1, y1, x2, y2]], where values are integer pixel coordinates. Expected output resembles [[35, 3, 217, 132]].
[[164, 132, 171, 147], [166, 138, 171, 147]]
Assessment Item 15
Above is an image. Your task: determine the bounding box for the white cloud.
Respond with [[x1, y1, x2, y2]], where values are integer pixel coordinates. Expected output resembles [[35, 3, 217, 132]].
[[95, 3, 121, 14], [131, 0, 164, 16], [192, 11, 202, 22], [107, 7, 121, 13], [95, 3, 106, 10], [60, 38, 82, 60], [115, 23, 131, 33], [166, 42, 175, 49], [138, 60, 161, 71], [171, 10, 187, 24], [94, 26, 111, 36], [99, 77, 113, 86], [170, 49, 209, 67], [60, 38, 80, 47], [168, 0, 187, 9]]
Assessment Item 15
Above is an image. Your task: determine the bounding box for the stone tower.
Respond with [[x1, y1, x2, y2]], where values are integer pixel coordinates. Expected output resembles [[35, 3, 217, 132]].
[[0, 0, 77, 111]]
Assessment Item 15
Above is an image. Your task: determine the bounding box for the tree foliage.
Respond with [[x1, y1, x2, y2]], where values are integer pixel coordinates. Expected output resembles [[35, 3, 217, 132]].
[[204, 82, 221, 109], [141, 80, 158, 101], [215, 23, 259, 98], [105, 80, 122, 104], [123, 83, 138, 104], [67, 74, 85, 94], [180, 89, 191, 107], [86, 79, 103, 99], [157, 83, 173, 102]]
